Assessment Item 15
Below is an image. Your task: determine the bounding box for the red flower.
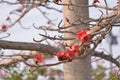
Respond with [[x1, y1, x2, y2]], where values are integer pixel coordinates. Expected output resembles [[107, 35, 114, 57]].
[[68, 45, 80, 54], [33, 54, 44, 63], [65, 49, 76, 59], [56, 52, 68, 61], [55, 0, 62, 3], [56, 45, 80, 61], [47, 20, 52, 24], [1, 24, 8, 32], [77, 29, 91, 43], [93, 0, 100, 3]]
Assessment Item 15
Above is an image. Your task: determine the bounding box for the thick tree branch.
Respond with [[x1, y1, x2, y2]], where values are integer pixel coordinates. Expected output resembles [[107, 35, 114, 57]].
[[0, 40, 119, 68], [0, 40, 59, 54], [0, 50, 119, 68]]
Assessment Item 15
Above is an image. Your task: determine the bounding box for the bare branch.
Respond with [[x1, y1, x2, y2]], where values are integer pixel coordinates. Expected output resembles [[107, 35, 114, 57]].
[[0, 52, 37, 67], [0, 40, 59, 54], [55, 2, 116, 11], [93, 51, 120, 68]]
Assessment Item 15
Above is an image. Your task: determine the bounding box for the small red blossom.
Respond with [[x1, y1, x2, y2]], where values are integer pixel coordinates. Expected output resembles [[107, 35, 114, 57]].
[[1, 24, 8, 32], [68, 45, 80, 54], [55, 0, 62, 3], [56, 50, 75, 60], [56, 45, 81, 61], [93, 0, 100, 3], [77, 29, 91, 43], [65, 49, 76, 59], [47, 20, 52, 24], [33, 54, 44, 63], [56, 52, 68, 61]]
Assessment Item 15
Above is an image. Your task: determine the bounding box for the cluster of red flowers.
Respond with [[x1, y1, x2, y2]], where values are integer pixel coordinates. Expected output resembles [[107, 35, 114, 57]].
[[56, 45, 80, 61], [47, 20, 52, 24], [33, 54, 44, 63], [56, 29, 91, 61], [33, 29, 91, 62]]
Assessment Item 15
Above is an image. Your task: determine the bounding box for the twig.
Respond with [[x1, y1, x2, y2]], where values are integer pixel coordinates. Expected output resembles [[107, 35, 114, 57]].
[[93, 51, 120, 68]]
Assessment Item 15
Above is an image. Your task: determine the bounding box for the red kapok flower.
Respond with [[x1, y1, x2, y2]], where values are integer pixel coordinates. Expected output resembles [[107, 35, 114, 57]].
[[77, 29, 91, 43], [68, 45, 80, 54], [56, 44, 81, 61], [65, 49, 76, 59], [47, 20, 52, 24], [1, 24, 8, 32], [56, 52, 68, 61], [33, 54, 44, 63], [93, 0, 100, 3]]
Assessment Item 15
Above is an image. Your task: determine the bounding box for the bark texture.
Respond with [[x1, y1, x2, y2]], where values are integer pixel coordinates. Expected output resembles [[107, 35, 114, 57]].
[[0, 40, 59, 54], [63, 0, 92, 80]]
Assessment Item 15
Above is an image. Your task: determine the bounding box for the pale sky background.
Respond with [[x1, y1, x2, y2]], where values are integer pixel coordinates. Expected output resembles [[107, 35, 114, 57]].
[[0, 0, 120, 70]]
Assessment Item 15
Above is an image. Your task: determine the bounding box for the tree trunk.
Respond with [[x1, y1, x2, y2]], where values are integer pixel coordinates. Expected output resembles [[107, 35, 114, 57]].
[[63, 0, 92, 80]]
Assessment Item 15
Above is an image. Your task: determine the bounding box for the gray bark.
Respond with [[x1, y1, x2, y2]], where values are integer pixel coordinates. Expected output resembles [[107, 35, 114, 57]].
[[0, 40, 59, 54]]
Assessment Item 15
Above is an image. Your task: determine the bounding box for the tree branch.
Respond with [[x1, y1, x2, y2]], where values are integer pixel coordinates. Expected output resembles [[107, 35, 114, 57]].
[[0, 40, 59, 54], [0, 53, 33, 67], [0, 40, 119, 68], [93, 51, 120, 68]]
